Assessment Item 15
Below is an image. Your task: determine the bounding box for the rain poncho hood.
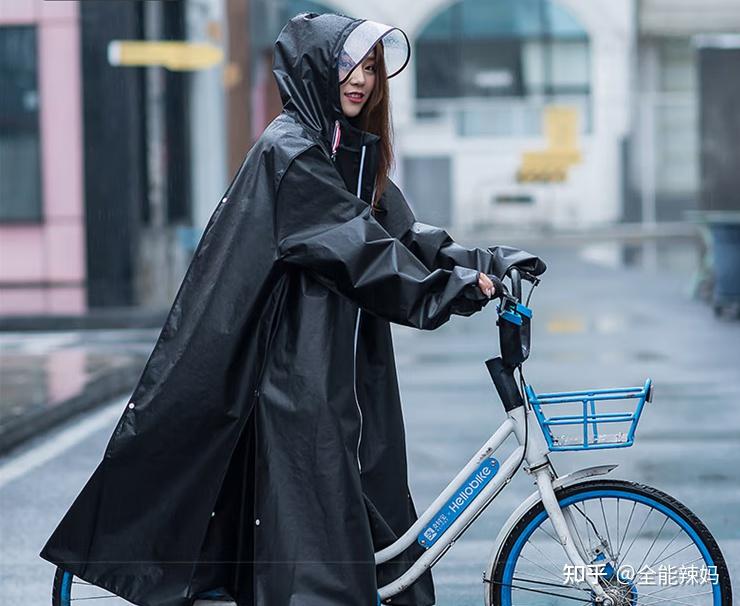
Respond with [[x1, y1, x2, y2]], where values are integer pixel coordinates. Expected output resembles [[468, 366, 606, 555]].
[[39, 12, 545, 606], [273, 13, 410, 147]]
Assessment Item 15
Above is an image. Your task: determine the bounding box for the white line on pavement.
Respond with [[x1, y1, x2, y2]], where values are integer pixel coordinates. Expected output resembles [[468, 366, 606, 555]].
[[0, 398, 125, 490]]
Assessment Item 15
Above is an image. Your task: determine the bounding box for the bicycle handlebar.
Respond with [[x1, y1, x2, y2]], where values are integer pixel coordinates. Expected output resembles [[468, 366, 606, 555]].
[[502, 265, 541, 304], [508, 267, 521, 303]]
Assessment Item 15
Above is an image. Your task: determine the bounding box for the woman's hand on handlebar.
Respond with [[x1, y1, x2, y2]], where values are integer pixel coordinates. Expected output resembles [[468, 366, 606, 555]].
[[478, 272, 504, 298]]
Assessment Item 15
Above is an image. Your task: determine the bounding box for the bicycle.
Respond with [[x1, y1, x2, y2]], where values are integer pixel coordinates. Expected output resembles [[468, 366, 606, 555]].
[[51, 268, 733, 605]]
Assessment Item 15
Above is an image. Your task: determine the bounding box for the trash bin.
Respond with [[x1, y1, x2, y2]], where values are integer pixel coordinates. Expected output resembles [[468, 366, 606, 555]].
[[705, 212, 740, 317]]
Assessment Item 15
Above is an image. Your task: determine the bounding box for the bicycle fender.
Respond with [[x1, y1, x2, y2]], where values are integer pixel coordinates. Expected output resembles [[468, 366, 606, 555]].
[[482, 464, 618, 589]]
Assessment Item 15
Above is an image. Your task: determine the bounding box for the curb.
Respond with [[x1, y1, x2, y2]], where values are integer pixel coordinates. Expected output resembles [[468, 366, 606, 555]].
[[0, 363, 142, 456], [460, 222, 701, 246], [0, 307, 168, 332]]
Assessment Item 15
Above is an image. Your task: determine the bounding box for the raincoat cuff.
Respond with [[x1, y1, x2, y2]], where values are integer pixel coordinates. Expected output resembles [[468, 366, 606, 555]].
[[485, 246, 548, 278], [457, 266, 489, 302]]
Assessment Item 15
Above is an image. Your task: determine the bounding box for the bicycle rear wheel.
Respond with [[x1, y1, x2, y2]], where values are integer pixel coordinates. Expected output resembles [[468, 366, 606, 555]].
[[51, 567, 235, 605], [52, 567, 134, 606], [487, 479, 732, 606]]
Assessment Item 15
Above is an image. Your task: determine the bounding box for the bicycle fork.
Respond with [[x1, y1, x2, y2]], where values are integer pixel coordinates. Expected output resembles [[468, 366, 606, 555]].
[[533, 467, 615, 605]]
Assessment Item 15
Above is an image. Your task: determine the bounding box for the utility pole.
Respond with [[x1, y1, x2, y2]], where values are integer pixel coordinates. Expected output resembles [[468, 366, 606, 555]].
[[226, 0, 251, 176]]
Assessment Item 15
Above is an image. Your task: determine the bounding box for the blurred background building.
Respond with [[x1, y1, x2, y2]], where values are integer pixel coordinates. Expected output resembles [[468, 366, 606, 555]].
[[1, 0, 738, 317]]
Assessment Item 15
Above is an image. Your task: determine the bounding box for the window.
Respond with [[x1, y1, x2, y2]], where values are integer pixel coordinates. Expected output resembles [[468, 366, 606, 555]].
[[415, 0, 591, 136], [0, 26, 42, 222]]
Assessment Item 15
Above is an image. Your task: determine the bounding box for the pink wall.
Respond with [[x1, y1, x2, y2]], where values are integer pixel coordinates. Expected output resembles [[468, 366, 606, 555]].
[[0, 0, 86, 315]]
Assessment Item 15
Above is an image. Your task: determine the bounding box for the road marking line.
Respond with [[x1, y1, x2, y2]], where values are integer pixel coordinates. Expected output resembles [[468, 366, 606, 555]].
[[0, 398, 125, 490], [547, 316, 586, 333]]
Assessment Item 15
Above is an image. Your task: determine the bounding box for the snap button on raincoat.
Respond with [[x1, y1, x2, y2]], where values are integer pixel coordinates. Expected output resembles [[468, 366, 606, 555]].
[[39, 12, 546, 606]]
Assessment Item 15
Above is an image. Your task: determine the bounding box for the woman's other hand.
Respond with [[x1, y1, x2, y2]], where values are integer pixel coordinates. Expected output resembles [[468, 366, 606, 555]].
[[478, 272, 495, 298]]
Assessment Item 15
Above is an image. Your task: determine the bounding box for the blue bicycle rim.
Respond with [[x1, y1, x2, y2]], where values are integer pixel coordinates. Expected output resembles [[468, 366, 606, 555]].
[[60, 570, 73, 605], [501, 488, 721, 606]]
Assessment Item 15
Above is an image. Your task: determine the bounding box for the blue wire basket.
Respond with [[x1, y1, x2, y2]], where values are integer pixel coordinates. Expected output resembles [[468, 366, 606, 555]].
[[525, 379, 653, 451]]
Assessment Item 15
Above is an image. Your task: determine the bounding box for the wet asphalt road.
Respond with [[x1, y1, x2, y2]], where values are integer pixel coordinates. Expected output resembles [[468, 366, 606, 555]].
[[1, 242, 738, 605]]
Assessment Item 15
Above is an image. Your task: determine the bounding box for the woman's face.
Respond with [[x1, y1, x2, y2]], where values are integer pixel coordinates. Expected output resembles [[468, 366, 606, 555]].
[[339, 49, 376, 118]]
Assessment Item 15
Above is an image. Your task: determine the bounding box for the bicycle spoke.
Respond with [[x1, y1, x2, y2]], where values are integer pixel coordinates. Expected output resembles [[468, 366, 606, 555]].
[[583, 500, 593, 552], [646, 525, 683, 569], [636, 589, 714, 606], [511, 575, 590, 593], [616, 506, 652, 570], [599, 497, 613, 555], [634, 516, 669, 573], [636, 573, 708, 600], [649, 541, 694, 569], [674, 554, 703, 569], [518, 553, 565, 582], [489, 578, 593, 603], [572, 501, 607, 551], [637, 582, 678, 599], [536, 523, 559, 545], [616, 500, 637, 561], [565, 505, 590, 561], [616, 497, 620, 560], [529, 528, 570, 578], [61, 574, 135, 604]]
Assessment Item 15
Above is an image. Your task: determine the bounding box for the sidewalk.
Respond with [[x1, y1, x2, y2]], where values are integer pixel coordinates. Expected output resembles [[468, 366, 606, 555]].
[[0, 329, 158, 454]]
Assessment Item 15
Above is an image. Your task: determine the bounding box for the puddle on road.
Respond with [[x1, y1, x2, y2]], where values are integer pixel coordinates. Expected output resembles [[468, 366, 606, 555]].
[[0, 351, 143, 421], [0, 331, 156, 436]]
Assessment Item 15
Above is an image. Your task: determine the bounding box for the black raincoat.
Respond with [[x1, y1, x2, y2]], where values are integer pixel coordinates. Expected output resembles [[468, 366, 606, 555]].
[[39, 12, 546, 606]]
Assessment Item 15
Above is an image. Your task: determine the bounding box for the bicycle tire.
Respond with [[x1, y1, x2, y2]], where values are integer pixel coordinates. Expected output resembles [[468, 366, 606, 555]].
[[487, 479, 732, 606]]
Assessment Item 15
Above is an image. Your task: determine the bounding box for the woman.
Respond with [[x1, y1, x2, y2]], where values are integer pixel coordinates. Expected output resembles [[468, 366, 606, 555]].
[[40, 13, 545, 606]]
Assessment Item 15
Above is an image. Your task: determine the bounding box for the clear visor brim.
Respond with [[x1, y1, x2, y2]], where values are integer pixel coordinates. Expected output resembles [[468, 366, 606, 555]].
[[337, 20, 410, 84]]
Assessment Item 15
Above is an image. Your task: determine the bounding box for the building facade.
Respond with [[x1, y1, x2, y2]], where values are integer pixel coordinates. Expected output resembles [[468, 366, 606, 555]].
[[626, 0, 740, 223], [0, 0, 234, 316], [251, 0, 635, 230], [2, 0, 737, 317], [250, 0, 739, 230], [0, 1, 86, 314]]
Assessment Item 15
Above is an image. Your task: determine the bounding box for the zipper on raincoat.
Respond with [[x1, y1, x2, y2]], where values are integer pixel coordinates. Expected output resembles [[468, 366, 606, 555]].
[[356, 144, 366, 198], [331, 119, 341, 162], [351, 142, 368, 472], [353, 307, 363, 472]]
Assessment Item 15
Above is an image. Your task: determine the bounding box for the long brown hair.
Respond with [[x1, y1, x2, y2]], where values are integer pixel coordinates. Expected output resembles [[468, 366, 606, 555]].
[[356, 42, 393, 210]]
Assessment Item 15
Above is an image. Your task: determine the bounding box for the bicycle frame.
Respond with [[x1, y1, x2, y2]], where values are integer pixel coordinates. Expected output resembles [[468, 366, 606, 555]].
[[376, 401, 613, 602]]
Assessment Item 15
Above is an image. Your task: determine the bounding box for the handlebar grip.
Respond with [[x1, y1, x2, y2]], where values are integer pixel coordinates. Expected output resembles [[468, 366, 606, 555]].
[[509, 267, 521, 303]]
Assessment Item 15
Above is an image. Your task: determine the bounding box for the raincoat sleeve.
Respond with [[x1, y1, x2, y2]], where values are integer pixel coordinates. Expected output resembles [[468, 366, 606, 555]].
[[400, 221, 547, 279], [386, 180, 547, 279], [275, 145, 493, 330]]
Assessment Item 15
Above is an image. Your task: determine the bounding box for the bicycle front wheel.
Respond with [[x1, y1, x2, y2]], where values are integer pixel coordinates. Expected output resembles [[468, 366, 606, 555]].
[[487, 479, 732, 606]]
